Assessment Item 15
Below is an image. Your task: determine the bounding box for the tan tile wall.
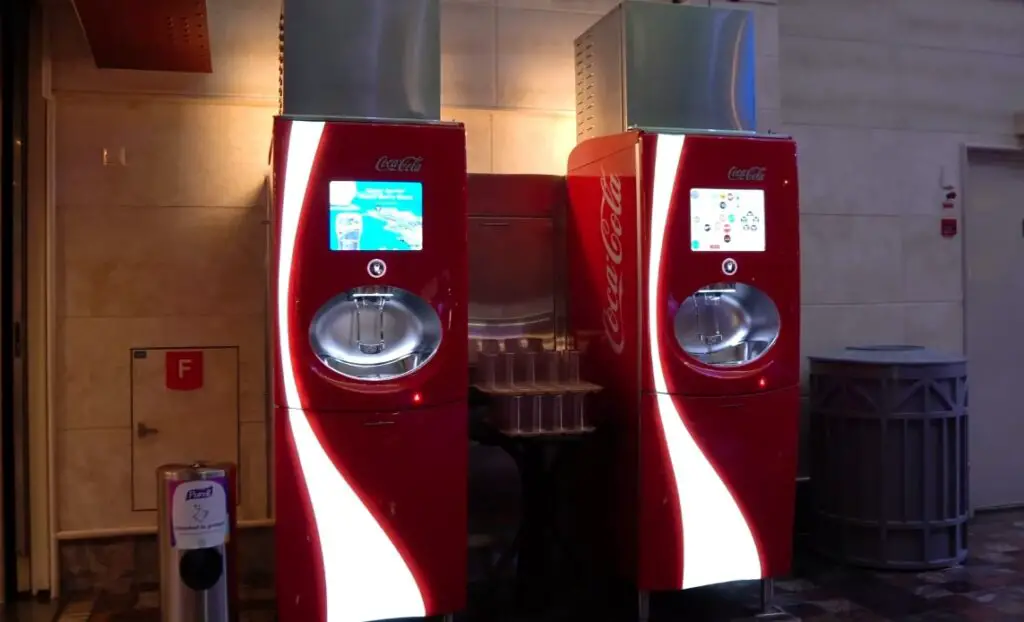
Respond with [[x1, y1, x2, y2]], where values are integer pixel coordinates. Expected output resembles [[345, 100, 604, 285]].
[[780, 0, 1024, 476], [780, 0, 1024, 367], [47, 0, 781, 533], [49, 0, 283, 531], [52, 95, 273, 531], [48, 0, 1015, 530]]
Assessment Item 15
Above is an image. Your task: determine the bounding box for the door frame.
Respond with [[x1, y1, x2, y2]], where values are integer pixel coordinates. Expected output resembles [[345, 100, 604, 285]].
[[1, 0, 53, 600], [960, 143, 1024, 511], [1, 0, 33, 602], [960, 142, 1024, 355], [960, 142, 1024, 356]]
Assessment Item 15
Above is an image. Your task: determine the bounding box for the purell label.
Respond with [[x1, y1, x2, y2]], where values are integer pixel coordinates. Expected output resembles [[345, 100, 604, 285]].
[[375, 156, 423, 173], [171, 479, 228, 551], [599, 168, 626, 355], [185, 485, 214, 501]]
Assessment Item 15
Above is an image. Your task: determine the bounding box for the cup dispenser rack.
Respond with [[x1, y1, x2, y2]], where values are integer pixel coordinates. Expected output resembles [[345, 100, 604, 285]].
[[474, 339, 602, 436]]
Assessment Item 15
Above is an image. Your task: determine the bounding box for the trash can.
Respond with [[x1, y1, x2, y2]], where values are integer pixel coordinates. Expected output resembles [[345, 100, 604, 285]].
[[158, 463, 237, 622], [809, 346, 968, 570]]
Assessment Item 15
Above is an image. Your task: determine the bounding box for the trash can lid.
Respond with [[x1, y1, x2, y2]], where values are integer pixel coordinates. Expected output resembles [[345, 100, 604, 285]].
[[808, 345, 966, 366]]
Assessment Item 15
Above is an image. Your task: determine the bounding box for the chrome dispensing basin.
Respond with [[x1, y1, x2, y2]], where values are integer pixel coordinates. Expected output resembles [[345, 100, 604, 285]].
[[673, 282, 780, 367], [695, 340, 775, 366], [309, 285, 443, 381]]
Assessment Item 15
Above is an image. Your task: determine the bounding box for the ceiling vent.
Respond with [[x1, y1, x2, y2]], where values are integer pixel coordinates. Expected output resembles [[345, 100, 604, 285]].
[[71, 0, 213, 72]]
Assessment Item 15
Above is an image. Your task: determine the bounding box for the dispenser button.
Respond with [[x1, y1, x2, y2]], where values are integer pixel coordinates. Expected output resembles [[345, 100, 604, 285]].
[[722, 258, 738, 276], [367, 258, 387, 278]]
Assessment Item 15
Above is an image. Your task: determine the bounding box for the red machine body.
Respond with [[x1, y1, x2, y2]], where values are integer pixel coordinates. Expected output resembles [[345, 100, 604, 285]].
[[271, 117, 468, 622], [566, 130, 800, 592]]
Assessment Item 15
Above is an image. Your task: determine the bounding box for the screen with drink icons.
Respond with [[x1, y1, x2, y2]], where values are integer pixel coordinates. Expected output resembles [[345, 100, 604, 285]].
[[328, 180, 424, 252], [689, 188, 766, 252]]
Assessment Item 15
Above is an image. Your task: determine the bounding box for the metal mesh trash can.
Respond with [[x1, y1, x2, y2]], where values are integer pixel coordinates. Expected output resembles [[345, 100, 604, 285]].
[[809, 346, 968, 570], [158, 463, 237, 622]]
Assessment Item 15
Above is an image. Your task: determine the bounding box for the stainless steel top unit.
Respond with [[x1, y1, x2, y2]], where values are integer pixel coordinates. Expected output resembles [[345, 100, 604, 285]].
[[282, 0, 441, 120], [574, 1, 757, 142]]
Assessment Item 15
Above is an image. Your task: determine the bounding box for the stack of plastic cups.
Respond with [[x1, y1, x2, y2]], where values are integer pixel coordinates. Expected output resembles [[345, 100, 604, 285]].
[[501, 352, 524, 434], [565, 349, 587, 431], [478, 345, 591, 435], [517, 351, 542, 434], [477, 352, 497, 389], [477, 352, 500, 430], [544, 350, 565, 432]]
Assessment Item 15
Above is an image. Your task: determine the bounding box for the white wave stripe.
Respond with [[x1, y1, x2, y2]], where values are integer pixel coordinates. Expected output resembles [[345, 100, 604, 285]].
[[278, 120, 426, 621], [288, 411, 426, 621], [648, 134, 762, 589], [277, 120, 323, 411]]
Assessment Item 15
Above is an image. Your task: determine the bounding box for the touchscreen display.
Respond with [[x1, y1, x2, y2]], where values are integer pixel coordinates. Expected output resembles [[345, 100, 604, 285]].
[[689, 188, 766, 252], [328, 180, 423, 251]]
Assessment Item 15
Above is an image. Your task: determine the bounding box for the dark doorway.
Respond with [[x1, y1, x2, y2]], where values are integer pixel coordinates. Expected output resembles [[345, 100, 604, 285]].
[[0, 0, 31, 604]]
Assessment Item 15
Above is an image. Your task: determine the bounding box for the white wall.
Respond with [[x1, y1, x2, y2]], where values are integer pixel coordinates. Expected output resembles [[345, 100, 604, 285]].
[[780, 0, 1024, 368], [440, 0, 781, 169]]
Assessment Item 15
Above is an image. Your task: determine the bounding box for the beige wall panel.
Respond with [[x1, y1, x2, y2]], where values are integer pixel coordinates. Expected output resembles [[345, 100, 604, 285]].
[[48, 0, 281, 98], [442, 3, 498, 108], [491, 110, 575, 174], [441, 107, 495, 174], [55, 99, 274, 210], [56, 316, 264, 431], [57, 206, 265, 318], [496, 8, 596, 110], [799, 214, 904, 305], [239, 422, 269, 521]]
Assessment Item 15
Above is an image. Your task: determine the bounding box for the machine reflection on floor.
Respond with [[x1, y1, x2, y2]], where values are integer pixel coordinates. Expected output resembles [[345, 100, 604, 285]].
[[36, 509, 1024, 622]]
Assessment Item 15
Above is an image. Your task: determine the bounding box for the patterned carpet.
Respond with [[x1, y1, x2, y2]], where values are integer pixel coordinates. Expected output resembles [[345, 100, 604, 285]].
[[44, 509, 1024, 621]]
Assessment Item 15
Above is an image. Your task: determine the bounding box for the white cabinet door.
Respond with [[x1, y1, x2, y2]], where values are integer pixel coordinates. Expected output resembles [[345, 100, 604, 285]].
[[131, 347, 239, 511]]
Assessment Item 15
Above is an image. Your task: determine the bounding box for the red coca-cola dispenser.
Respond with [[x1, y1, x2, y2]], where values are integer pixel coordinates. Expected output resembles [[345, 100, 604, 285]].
[[271, 117, 468, 622], [566, 130, 800, 603]]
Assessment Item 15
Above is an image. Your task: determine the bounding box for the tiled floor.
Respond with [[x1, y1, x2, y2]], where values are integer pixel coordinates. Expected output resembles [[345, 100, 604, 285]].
[[0, 600, 61, 622], [54, 583, 275, 622], [24, 509, 1024, 621]]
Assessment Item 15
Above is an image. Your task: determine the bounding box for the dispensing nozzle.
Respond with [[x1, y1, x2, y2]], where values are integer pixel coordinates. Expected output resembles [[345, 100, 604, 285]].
[[700, 332, 724, 346], [352, 289, 393, 355]]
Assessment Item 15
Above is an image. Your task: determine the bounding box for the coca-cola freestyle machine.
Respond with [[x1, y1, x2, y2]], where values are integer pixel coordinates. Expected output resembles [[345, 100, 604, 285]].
[[567, 4, 800, 613], [271, 117, 468, 622], [566, 129, 800, 608]]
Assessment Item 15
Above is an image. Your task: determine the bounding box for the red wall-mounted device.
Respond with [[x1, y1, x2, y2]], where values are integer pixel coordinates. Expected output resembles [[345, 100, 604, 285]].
[[941, 218, 958, 238]]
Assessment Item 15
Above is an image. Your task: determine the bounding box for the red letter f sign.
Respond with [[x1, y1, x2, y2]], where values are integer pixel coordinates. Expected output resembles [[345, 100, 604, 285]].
[[166, 351, 204, 391]]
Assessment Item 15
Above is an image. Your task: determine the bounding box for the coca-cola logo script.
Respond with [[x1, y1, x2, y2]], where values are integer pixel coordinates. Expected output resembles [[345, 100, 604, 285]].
[[375, 156, 423, 173], [599, 168, 626, 355], [727, 166, 766, 182]]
